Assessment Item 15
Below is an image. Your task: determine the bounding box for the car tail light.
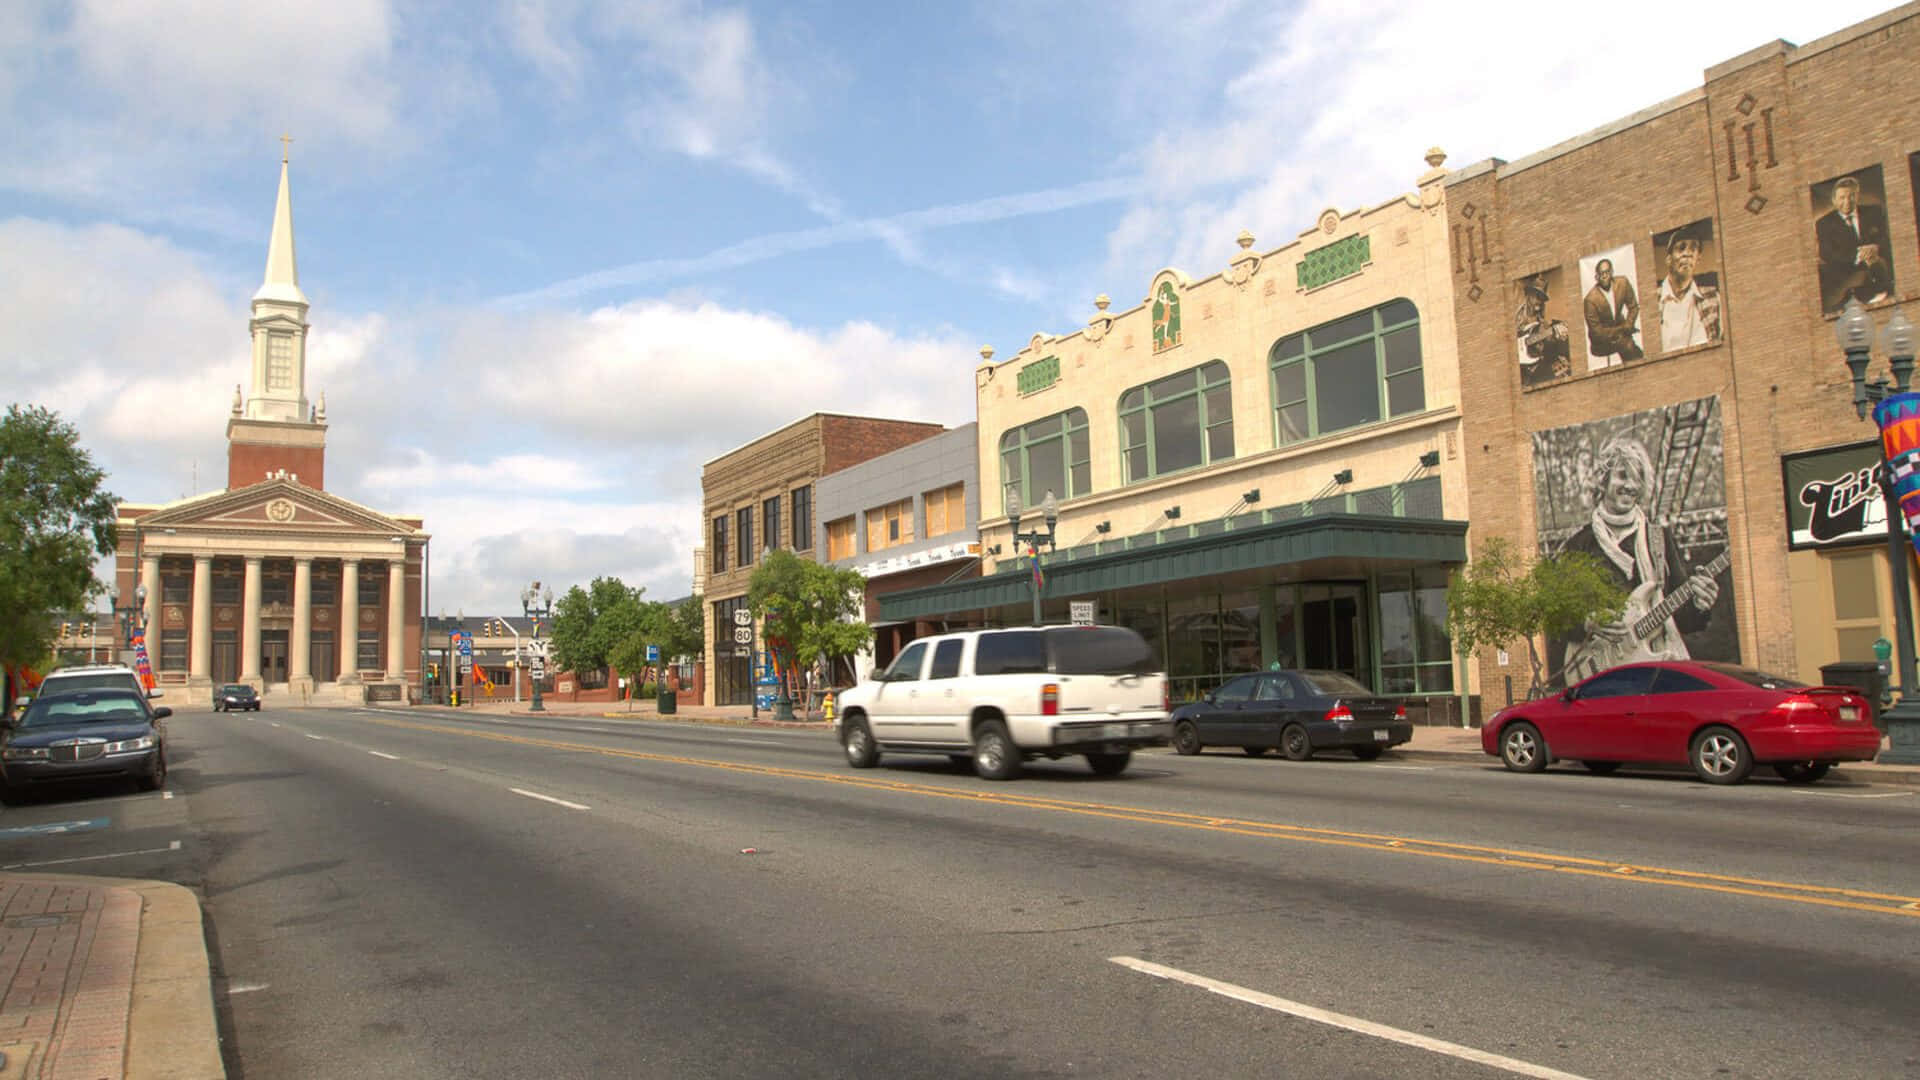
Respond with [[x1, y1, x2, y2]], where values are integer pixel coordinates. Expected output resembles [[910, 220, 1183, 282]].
[[1324, 703, 1353, 724], [1394, 703, 1407, 721], [1041, 683, 1060, 716]]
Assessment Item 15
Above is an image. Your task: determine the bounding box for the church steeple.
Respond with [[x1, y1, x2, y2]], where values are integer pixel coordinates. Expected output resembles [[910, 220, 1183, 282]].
[[244, 141, 311, 423], [254, 143, 306, 307]]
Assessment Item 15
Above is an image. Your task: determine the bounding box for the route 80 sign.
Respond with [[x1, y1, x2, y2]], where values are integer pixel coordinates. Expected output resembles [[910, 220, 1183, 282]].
[[734, 627, 753, 644]]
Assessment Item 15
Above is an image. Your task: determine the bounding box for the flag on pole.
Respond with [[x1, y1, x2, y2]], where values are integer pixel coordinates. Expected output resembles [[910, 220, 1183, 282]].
[[1029, 542, 1044, 590]]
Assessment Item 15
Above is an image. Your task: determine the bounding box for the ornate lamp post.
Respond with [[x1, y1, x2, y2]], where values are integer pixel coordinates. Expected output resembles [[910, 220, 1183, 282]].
[[1837, 298, 1920, 763], [1006, 488, 1060, 626], [520, 580, 554, 713]]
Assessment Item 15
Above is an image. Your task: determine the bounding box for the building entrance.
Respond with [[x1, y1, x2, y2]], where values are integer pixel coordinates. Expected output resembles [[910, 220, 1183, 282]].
[[262, 631, 290, 683], [1298, 583, 1370, 687]]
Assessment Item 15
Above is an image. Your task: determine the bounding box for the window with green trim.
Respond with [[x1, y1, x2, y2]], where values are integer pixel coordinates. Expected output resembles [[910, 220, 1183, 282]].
[[1270, 299, 1423, 446], [999, 408, 1090, 512], [1119, 360, 1234, 483]]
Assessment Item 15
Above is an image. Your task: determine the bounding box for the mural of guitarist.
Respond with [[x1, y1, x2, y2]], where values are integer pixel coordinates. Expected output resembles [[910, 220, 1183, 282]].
[[1532, 405, 1738, 687]]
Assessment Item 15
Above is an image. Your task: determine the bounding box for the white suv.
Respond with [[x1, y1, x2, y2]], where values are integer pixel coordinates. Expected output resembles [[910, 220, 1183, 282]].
[[35, 664, 160, 702], [836, 625, 1170, 780]]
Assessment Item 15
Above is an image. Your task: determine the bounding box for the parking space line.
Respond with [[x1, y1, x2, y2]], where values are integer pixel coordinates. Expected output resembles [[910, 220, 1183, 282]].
[[509, 788, 589, 810], [4, 840, 182, 870], [368, 751, 399, 760], [1791, 790, 1911, 799], [1110, 956, 1591, 1080]]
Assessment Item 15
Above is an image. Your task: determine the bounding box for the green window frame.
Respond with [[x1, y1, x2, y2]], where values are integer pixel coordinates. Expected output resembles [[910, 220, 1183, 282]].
[[999, 407, 1090, 513], [1270, 299, 1423, 447], [1119, 360, 1234, 484], [1376, 567, 1453, 695]]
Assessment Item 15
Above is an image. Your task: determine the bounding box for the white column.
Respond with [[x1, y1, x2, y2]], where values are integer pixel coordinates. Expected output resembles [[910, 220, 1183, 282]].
[[291, 558, 312, 685], [140, 556, 160, 672], [340, 559, 360, 681], [242, 556, 263, 681], [190, 556, 212, 683], [386, 558, 407, 679]]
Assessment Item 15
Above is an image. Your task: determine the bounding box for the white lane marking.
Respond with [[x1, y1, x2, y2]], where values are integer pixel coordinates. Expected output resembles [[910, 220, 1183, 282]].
[[1110, 957, 1592, 1080], [4, 840, 182, 870], [1370, 764, 1436, 771], [368, 751, 399, 760], [270, 722, 282, 728], [1791, 789, 1913, 799], [227, 983, 270, 995], [304, 733, 326, 741], [725, 738, 785, 746], [509, 788, 590, 811]]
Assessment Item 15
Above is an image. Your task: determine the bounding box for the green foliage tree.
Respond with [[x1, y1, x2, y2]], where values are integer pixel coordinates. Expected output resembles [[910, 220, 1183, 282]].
[[0, 406, 118, 675], [547, 576, 646, 676], [1446, 536, 1627, 696], [746, 550, 869, 704]]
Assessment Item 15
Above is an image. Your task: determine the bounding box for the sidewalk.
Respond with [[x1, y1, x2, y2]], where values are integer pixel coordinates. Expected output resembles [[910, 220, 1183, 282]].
[[0, 874, 221, 1079]]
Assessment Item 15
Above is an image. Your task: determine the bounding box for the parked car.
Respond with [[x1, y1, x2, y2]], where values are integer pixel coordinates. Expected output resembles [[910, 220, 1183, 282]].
[[215, 683, 261, 712], [1170, 669, 1411, 760], [32, 663, 161, 703], [835, 625, 1171, 779], [0, 688, 169, 801], [1482, 660, 1880, 785]]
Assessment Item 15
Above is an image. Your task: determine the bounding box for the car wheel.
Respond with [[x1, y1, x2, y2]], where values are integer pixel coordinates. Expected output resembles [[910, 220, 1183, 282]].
[[1242, 746, 1270, 757], [1582, 761, 1621, 775], [1351, 746, 1384, 761], [1277, 723, 1312, 761], [1773, 761, 1832, 784], [1086, 751, 1131, 777], [1499, 722, 1548, 773], [136, 752, 166, 792], [841, 716, 880, 769], [1690, 726, 1753, 785], [972, 719, 1021, 781], [213, 703, 222, 713], [1171, 720, 1202, 756]]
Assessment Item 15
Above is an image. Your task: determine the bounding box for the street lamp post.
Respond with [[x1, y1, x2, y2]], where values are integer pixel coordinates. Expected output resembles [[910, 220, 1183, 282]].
[[1006, 489, 1060, 626], [1837, 298, 1920, 764], [521, 580, 554, 713]]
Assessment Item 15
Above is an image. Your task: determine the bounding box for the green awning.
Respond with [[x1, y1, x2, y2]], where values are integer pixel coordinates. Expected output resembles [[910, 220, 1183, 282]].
[[879, 513, 1467, 621]]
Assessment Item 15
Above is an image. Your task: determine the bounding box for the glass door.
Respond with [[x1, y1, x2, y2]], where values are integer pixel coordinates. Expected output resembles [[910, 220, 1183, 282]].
[[1299, 583, 1370, 688]]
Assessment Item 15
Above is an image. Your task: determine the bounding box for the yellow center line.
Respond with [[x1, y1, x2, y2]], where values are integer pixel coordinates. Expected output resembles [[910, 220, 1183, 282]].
[[363, 714, 1920, 919]]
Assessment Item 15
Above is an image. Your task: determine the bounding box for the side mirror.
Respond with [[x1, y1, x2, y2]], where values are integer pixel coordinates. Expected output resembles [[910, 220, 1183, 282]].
[[151, 706, 173, 720]]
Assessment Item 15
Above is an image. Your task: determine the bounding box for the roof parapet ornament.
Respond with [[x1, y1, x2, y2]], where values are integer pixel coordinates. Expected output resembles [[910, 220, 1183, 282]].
[[232, 384, 243, 416], [315, 390, 326, 422], [1225, 229, 1262, 289]]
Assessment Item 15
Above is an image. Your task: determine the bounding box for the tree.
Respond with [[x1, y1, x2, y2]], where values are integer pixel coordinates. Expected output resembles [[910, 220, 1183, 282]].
[[607, 595, 705, 709], [0, 406, 118, 675], [1446, 536, 1627, 697], [547, 576, 646, 676], [746, 550, 870, 708]]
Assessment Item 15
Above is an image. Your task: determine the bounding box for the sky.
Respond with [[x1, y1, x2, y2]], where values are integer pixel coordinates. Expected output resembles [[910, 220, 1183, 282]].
[[0, 0, 1899, 618]]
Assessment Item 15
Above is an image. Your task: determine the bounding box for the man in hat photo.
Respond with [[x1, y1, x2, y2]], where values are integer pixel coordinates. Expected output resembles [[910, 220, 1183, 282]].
[[1656, 224, 1721, 351], [1516, 272, 1571, 387]]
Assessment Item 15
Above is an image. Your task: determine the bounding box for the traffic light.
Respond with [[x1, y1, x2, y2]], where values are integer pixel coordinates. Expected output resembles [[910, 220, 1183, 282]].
[[60, 621, 70, 639]]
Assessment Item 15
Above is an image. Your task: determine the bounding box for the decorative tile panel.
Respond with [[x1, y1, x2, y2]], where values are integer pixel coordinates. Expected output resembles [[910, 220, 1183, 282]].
[[1297, 234, 1371, 291]]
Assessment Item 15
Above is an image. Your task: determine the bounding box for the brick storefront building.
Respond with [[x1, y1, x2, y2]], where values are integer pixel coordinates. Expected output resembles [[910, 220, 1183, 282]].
[[701, 414, 945, 706], [1446, 4, 1920, 703]]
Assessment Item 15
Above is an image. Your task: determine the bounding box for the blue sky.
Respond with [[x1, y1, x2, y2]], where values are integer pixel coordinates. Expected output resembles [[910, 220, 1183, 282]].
[[0, 0, 1896, 616]]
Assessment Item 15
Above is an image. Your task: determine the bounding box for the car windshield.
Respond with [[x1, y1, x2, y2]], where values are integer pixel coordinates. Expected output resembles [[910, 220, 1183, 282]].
[[221, 685, 252, 694], [1045, 627, 1158, 675], [42, 673, 134, 693], [1695, 662, 1807, 691], [1297, 670, 1373, 696], [19, 692, 149, 728]]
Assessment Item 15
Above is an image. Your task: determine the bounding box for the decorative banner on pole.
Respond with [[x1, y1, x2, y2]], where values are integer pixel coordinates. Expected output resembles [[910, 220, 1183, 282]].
[[1871, 391, 1920, 558], [130, 630, 155, 690]]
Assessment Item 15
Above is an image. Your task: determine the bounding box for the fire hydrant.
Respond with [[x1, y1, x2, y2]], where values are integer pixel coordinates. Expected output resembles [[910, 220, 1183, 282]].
[[823, 691, 835, 723]]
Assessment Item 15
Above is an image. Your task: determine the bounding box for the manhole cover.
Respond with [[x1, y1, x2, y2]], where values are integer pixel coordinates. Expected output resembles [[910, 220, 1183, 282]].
[[4, 915, 67, 929]]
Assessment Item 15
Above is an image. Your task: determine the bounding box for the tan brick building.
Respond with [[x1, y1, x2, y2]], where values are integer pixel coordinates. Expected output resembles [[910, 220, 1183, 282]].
[[701, 414, 945, 705], [880, 153, 1473, 718], [1445, 3, 1920, 705]]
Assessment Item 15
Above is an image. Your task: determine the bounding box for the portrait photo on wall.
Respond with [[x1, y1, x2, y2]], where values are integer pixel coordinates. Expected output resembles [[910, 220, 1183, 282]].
[[1812, 164, 1895, 316], [1577, 242, 1644, 370], [1530, 395, 1738, 689], [1650, 218, 1723, 353], [1514, 268, 1574, 388]]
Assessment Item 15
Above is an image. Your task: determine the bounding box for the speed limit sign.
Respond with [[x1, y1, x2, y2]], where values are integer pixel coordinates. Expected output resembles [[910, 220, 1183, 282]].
[[734, 626, 753, 644]]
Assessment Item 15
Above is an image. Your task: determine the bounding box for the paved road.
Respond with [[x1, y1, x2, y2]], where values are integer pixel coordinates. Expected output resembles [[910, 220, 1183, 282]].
[[6, 705, 1920, 1078]]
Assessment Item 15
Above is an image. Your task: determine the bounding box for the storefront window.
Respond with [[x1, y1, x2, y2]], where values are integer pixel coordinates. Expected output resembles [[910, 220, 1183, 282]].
[[1377, 568, 1453, 694]]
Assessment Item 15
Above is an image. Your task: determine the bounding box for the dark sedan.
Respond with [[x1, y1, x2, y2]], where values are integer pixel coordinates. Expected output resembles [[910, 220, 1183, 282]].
[[215, 683, 261, 712], [1170, 670, 1411, 761], [0, 688, 169, 801], [1482, 660, 1880, 784]]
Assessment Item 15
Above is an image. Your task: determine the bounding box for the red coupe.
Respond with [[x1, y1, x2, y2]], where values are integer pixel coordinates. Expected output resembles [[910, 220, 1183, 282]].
[[1482, 661, 1881, 785]]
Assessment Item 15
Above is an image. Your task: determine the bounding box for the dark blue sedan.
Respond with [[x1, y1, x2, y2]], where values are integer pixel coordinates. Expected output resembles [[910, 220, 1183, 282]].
[[1, 688, 169, 801], [1170, 670, 1410, 761]]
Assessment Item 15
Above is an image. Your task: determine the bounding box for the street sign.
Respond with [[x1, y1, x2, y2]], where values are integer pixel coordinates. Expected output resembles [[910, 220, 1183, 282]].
[[733, 627, 753, 644], [531, 659, 546, 680], [1070, 600, 1095, 626], [733, 609, 753, 627], [733, 646, 751, 658], [645, 644, 660, 663]]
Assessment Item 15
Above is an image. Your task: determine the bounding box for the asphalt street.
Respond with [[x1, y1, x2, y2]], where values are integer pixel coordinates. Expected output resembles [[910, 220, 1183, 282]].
[[3, 705, 1918, 1078]]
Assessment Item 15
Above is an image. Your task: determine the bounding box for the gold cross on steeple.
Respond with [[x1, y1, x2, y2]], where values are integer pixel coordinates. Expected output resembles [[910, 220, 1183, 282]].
[[279, 133, 293, 163]]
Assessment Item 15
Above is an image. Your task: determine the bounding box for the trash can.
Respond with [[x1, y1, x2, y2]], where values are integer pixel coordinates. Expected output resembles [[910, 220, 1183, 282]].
[[656, 687, 677, 715], [1820, 661, 1886, 730]]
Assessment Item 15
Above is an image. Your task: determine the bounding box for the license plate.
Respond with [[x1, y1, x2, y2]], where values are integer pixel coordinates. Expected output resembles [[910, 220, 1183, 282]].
[[1102, 723, 1128, 739], [1372, 729, 1390, 742], [1839, 705, 1861, 722]]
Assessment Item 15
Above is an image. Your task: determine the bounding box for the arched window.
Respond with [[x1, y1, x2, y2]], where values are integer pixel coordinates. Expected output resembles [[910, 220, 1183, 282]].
[[1270, 299, 1423, 446], [1119, 360, 1233, 483], [1000, 408, 1090, 512]]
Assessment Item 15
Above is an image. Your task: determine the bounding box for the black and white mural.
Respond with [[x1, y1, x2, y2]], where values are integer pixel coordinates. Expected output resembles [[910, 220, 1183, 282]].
[[1650, 218, 1723, 353], [1577, 242, 1644, 369], [1531, 395, 1738, 687], [1515, 268, 1574, 388]]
